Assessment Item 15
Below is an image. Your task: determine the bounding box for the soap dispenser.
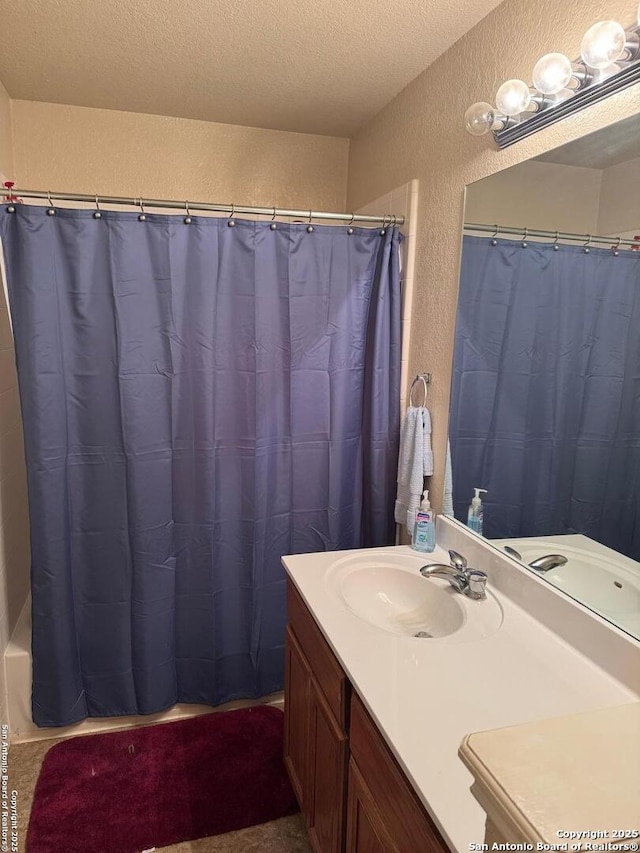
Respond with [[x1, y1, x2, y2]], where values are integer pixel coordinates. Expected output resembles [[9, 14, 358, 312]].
[[411, 491, 436, 553], [467, 488, 487, 535]]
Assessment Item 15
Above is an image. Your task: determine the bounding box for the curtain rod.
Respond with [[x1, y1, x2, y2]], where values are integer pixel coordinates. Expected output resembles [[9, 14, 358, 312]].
[[464, 222, 639, 248], [0, 188, 405, 226]]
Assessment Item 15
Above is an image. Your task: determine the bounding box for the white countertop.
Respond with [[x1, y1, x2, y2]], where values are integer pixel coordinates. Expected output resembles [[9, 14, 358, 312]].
[[459, 702, 640, 843], [282, 543, 640, 853]]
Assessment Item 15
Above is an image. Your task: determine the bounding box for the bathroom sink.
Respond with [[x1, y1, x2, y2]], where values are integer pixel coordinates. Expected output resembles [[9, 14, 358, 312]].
[[341, 565, 464, 637], [325, 551, 503, 642]]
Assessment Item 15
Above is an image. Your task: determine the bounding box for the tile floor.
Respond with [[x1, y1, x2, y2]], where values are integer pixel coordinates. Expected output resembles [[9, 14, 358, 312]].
[[10, 735, 312, 853]]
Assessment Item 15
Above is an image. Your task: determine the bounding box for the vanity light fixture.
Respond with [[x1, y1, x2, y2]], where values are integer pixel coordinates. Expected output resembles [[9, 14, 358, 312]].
[[465, 3, 640, 148]]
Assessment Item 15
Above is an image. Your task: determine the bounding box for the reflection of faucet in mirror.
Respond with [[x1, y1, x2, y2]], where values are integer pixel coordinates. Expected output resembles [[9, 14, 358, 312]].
[[445, 113, 640, 642], [503, 546, 568, 572], [528, 554, 568, 572]]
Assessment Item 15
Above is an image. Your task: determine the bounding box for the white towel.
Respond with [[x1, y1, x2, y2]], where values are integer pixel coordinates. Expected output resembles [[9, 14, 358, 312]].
[[395, 406, 434, 532], [443, 439, 454, 517]]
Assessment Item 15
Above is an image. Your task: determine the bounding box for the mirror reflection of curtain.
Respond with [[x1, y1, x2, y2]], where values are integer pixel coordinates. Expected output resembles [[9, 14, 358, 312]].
[[450, 235, 640, 559], [0, 206, 401, 727]]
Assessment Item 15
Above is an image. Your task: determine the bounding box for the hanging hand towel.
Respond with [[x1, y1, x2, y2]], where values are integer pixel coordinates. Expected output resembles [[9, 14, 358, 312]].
[[395, 406, 434, 533], [443, 439, 454, 517]]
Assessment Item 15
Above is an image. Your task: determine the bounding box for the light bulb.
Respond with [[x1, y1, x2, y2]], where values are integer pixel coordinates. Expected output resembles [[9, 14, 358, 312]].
[[495, 79, 531, 116], [464, 102, 495, 136], [532, 53, 573, 95], [581, 20, 627, 68]]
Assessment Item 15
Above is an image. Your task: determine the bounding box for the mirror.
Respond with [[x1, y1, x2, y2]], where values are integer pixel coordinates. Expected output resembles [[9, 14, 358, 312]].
[[448, 113, 640, 640]]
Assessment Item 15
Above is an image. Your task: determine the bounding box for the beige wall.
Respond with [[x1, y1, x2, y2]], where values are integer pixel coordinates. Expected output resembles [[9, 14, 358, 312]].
[[465, 160, 602, 235], [346, 0, 640, 511], [598, 156, 640, 236], [0, 78, 30, 731], [11, 101, 349, 210], [0, 81, 13, 178], [466, 154, 640, 242]]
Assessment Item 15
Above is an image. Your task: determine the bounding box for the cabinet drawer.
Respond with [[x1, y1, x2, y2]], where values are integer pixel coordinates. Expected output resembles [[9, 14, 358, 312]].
[[350, 693, 449, 853], [288, 579, 349, 729]]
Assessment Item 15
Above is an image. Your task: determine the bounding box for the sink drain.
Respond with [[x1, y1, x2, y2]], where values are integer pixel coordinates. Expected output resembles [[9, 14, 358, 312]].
[[413, 631, 432, 639]]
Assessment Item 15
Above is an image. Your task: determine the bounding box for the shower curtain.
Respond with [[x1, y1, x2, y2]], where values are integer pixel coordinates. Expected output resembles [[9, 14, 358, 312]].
[[0, 206, 401, 727], [450, 235, 640, 559]]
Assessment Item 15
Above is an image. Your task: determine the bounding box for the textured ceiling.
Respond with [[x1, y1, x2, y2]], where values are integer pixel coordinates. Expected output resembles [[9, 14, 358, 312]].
[[0, 0, 505, 137], [536, 113, 640, 169]]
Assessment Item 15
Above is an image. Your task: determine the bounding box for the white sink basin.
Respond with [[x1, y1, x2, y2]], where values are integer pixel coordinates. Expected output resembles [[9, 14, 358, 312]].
[[341, 565, 464, 637], [325, 551, 503, 642]]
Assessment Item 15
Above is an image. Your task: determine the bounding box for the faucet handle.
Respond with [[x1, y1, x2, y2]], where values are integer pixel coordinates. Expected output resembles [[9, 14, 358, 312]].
[[466, 569, 487, 600], [448, 549, 467, 570]]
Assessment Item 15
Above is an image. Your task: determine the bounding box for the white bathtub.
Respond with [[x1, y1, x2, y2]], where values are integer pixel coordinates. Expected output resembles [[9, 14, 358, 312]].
[[492, 534, 640, 640], [4, 596, 283, 743]]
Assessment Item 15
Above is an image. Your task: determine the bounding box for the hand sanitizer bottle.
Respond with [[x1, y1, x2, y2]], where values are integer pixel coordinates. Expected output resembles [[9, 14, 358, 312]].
[[467, 488, 487, 535], [411, 492, 436, 553]]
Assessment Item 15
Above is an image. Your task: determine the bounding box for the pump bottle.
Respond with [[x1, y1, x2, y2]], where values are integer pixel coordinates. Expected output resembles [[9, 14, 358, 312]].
[[411, 491, 436, 553], [467, 488, 487, 535]]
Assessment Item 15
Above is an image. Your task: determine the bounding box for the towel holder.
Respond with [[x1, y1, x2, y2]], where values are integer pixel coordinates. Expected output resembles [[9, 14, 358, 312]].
[[409, 373, 431, 407]]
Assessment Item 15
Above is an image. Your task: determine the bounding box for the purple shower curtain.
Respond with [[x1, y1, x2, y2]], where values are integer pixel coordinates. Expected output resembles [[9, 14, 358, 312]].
[[450, 235, 640, 558], [0, 205, 401, 726]]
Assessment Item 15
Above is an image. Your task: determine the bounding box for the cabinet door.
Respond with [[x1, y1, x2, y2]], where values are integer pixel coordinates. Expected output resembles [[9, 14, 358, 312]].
[[307, 676, 349, 853], [349, 694, 449, 853], [284, 625, 312, 811], [346, 758, 399, 853]]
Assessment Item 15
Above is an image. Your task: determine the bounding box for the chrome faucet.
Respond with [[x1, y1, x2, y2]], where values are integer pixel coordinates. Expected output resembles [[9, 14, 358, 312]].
[[420, 550, 488, 600], [502, 546, 568, 572], [528, 554, 568, 572]]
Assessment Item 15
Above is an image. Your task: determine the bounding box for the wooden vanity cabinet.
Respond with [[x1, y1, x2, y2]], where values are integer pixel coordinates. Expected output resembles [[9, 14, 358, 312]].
[[284, 579, 450, 853], [284, 582, 350, 853]]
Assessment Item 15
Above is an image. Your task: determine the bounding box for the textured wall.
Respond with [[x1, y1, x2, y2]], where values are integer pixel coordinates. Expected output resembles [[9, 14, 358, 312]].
[[346, 0, 640, 510], [11, 101, 350, 210], [0, 80, 13, 179]]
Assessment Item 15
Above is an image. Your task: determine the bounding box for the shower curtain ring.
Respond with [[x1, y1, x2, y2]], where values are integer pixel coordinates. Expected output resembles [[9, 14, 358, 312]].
[[270, 207, 277, 231], [521, 227, 528, 248], [347, 213, 355, 235], [491, 224, 499, 246], [46, 191, 56, 216], [380, 214, 390, 236], [228, 204, 235, 227], [612, 237, 622, 256], [138, 198, 147, 222], [93, 195, 102, 220], [184, 201, 192, 225], [307, 210, 314, 233], [553, 231, 560, 251], [583, 235, 592, 254]]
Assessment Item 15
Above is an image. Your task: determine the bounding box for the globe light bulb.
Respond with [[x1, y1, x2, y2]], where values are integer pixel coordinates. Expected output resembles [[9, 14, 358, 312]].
[[532, 53, 573, 95], [581, 20, 627, 68], [464, 102, 495, 136], [495, 79, 531, 116]]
